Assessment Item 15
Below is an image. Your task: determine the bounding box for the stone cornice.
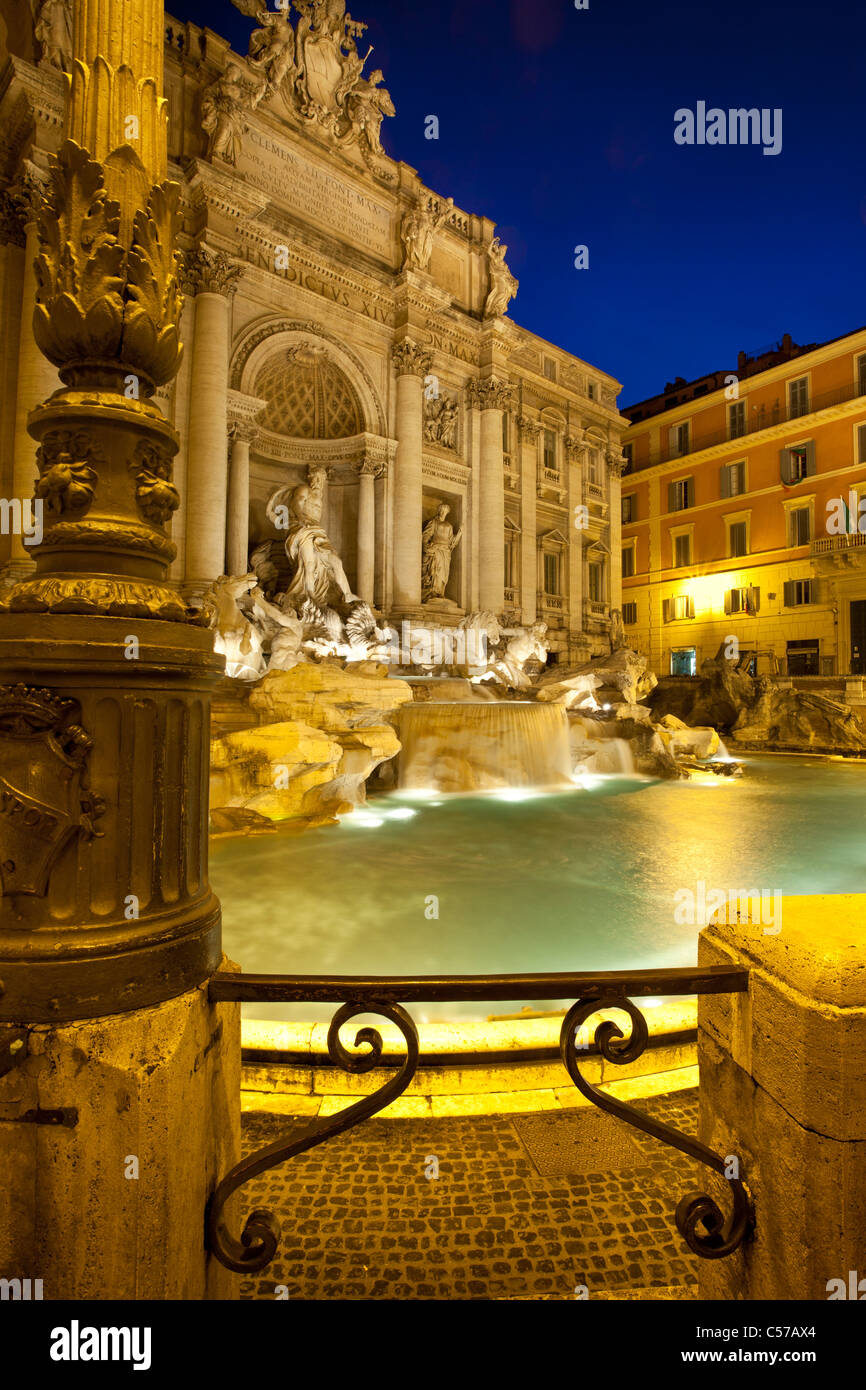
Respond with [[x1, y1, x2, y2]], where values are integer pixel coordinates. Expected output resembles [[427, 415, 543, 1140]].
[[226, 389, 268, 434]]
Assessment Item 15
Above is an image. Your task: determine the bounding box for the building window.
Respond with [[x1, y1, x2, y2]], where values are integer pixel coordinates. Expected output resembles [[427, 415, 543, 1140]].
[[788, 376, 810, 419], [729, 520, 748, 558], [587, 382, 595, 400], [781, 441, 815, 483], [787, 639, 819, 675], [621, 494, 635, 524], [720, 460, 746, 497], [543, 429, 557, 472], [623, 601, 638, 625], [588, 561, 604, 602], [670, 647, 696, 675], [668, 422, 690, 458], [858, 425, 866, 464], [668, 477, 694, 511], [663, 594, 694, 622], [504, 539, 516, 590], [673, 533, 691, 567], [729, 400, 746, 439], [543, 551, 560, 595], [543, 357, 557, 382], [784, 579, 814, 607], [725, 586, 760, 615], [622, 545, 635, 578], [858, 354, 866, 397], [788, 506, 811, 546], [622, 442, 634, 472]]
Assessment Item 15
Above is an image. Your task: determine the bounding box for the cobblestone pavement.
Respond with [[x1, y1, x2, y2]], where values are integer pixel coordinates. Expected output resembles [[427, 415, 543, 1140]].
[[238, 1090, 709, 1300]]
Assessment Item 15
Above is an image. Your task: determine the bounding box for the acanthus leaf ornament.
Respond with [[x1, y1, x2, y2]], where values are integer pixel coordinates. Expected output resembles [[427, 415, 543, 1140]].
[[123, 182, 184, 387], [33, 141, 126, 370]]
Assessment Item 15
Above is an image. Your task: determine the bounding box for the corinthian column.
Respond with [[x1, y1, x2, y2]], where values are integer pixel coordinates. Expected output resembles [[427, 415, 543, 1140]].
[[3, 168, 61, 578], [182, 249, 241, 595], [0, 0, 238, 1299], [355, 455, 384, 605], [391, 340, 431, 610], [468, 377, 512, 614], [518, 416, 542, 625], [226, 421, 257, 577]]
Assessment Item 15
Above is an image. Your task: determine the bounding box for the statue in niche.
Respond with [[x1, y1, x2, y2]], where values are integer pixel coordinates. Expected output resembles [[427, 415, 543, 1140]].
[[609, 608, 626, 652], [422, 502, 462, 603], [29, 0, 72, 71], [201, 63, 267, 165], [424, 393, 458, 450], [279, 471, 359, 611], [264, 469, 388, 658], [484, 236, 519, 319], [401, 196, 453, 273]]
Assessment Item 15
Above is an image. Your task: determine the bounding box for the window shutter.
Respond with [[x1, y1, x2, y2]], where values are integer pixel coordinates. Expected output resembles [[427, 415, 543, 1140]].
[[780, 448, 792, 483], [686, 595, 695, 619], [749, 586, 761, 614], [662, 598, 671, 623], [724, 590, 733, 615], [720, 464, 730, 499], [667, 481, 676, 511], [686, 477, 695, 508], [805, 440, 817, 476], [783, 580, 794, 607]]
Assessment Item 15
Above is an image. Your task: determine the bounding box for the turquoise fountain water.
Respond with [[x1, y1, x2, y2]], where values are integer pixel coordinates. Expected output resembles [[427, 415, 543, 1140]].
[[213, 754, 866, 1022]]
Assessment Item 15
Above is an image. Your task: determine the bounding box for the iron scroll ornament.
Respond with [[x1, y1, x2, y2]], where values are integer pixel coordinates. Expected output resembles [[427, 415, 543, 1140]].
[[560, 997, 753, 1259], [206, 1001, 420, 1274]]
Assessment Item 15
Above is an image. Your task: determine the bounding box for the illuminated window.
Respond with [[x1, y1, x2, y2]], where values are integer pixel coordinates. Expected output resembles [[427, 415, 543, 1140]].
[[623, 601, 638, 625]]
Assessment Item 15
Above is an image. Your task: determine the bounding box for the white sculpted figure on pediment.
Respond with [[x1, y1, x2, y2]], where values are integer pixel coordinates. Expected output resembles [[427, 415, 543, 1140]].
[[201, 61, 268, 165], [230, 0, 395, 160], [401, 195, 454, 273], [484, 236, 519, 319]]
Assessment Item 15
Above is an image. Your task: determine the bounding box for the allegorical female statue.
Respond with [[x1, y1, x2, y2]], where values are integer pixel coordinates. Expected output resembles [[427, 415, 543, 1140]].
[[422, 502, 462, 602]]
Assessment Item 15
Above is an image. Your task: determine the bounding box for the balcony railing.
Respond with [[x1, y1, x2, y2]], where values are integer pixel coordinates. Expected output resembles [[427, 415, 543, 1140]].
[[630, 381, 866, 470], [206, 965, 753, 1274], [812, 532, 866, 555]]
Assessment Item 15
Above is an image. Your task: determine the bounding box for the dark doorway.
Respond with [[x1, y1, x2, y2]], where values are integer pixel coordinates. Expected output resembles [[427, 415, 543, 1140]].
[[851, 602, 866, 674]]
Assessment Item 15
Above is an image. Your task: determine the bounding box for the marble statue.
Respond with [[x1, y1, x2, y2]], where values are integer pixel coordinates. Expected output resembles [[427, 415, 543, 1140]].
[[201, 62, 267, 165], [202, 574, 266, 681], [231, 0, 395, 156], [278, 472, 359, 611], [422, 502, 462, 602], [30, 0, 72, 71], [424, 393, 458, 449], [484, 236, 519, 319], [345, 69, 395, 155], [248, 586, 307, 672], [609, 607, 626, 652], [401, 196, 453, 273], [490, 622, 550, 690], [247, 7, 297, 93]]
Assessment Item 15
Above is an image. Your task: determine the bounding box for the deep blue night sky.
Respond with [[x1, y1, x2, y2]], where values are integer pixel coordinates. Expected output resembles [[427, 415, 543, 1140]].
[[176, 0, 866, 406]]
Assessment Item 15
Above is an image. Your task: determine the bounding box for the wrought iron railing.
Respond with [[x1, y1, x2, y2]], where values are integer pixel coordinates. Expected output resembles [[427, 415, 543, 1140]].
[[206, 964, 753, 1275]]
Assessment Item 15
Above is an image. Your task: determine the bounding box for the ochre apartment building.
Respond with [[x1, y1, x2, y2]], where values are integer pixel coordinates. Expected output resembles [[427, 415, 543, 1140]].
[[620, 327, 866, 677]]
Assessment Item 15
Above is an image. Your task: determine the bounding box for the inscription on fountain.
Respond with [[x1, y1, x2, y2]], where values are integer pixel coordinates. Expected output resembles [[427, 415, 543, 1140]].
[[239, 131, 394, 259]]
